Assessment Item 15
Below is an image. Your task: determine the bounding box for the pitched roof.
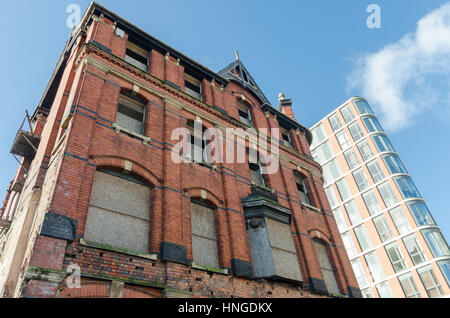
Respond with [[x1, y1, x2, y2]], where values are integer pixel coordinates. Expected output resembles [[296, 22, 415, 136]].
[[218, 57, 270, 105]]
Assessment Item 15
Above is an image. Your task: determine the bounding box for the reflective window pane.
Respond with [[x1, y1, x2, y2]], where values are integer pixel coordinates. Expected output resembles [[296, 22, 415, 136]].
[[336, 130, 351, 150], [389, 206, 413, 235], [418, 265, 443, 298], [311, 124, 326, 147], [344, 148, 360, 170], [376, 281, 394, 298], [365, 252, 385, 281], [422, 229, 450, 258], [437, 260, 450, 286], [363, 116, 383, 133], [357, 140, 374, 162], [342, 232, 358, 258], [328, 113, 342, 132], [345, 200, 362, 225], [362, 190, 382, 215], [367, 160, 385, 183], [373, 215, 394, 243], [407, 201, 435, 226], [385, 242, 407, 273], [377, 182, 398, 208], [336, 178, 352, 202], [348, 122, 364, 142], [354, 100, 374, 115], [399, 273, 421, 298], [403, 234, 427, 265], [395, 176, 421, 199], [382, 154, 406, 175], [333, 207, 347, 232], [372, 134, 394, 153], [353, 168, 370, 192], [340, 104, 355, 123], [354, 224, 372, 252]]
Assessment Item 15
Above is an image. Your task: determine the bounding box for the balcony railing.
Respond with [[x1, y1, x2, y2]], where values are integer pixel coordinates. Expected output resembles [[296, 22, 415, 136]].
[[250, 184, 278, 202], [10, 112, 40, 160]]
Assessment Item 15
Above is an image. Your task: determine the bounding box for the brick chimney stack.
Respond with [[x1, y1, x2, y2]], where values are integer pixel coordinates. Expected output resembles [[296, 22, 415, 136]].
[[278, 93, 295, 120]]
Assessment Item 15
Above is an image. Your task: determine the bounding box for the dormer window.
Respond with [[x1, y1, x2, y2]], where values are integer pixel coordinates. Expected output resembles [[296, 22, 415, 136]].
[[125, 40, 149, 72], [184, 73, 202, 101], [238, 101, 252, 126]]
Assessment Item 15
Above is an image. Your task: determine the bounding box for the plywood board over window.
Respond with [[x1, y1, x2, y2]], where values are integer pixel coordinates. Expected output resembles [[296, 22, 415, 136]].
[[266, 218, 303, 282], [84, 170, 151, 254], [313, 240, 340, 295], [190, 201, 219, 268]]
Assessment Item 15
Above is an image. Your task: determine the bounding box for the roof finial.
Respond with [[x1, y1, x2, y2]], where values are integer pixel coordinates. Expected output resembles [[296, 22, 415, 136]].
[[235, 50, 240, 61]]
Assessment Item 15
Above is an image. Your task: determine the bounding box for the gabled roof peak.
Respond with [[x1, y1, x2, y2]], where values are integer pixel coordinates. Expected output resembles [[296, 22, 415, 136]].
[[218, 55, 270, 105]]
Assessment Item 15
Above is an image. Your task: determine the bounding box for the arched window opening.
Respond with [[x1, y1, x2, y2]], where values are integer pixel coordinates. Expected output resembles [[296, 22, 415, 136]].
[[84, 168, 151, 254]]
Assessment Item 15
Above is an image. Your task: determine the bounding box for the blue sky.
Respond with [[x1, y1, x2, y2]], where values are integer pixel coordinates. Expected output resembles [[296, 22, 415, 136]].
[[1, 0, 449, 238]]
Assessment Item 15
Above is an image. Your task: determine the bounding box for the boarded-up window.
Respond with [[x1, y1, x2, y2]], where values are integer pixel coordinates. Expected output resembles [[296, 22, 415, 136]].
[[265, 218, 303, 281], [190, 201, 219, 268], [117, 93, 145, 135], [313, 240, 340, 295], [84, 170, 150, 253]]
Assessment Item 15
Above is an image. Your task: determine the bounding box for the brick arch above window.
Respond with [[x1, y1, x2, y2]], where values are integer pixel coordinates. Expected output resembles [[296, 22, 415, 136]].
[[119, 87, 149, 105], [183, 187, 223, 208], [58, 279, 110, 298], [90, 155, 162, 187], [308, 229, 333, 245]]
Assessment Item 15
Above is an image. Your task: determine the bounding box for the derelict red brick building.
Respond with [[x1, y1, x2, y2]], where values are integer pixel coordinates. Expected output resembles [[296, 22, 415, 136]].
[[0, 3, 360, 298]]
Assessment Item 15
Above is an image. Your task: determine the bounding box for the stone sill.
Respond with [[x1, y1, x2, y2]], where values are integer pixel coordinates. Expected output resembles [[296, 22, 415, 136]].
[[25, 266, 67, 283], [191, 263, 229, 275], [302, 203, 322, 213], [112, 123, 152, 145], [79, 239, 158, 261], [185, 157, 218, 171]]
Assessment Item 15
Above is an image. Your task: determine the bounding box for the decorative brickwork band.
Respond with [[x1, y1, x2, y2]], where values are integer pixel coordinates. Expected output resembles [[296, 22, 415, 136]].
[[40, 212, 78, 242], [160, 241, 188, 265]]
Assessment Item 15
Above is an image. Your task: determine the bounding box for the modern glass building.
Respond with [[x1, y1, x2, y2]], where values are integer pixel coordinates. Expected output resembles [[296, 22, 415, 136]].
[[310, 97, 450, 298]]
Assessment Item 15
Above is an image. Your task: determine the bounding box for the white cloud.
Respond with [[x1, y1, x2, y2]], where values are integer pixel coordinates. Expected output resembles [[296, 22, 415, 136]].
[[348, 2, 450, 131]]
